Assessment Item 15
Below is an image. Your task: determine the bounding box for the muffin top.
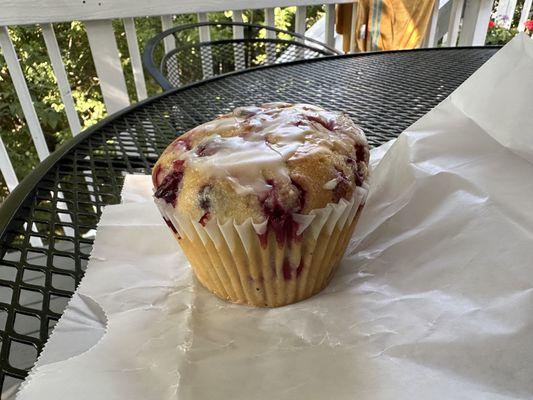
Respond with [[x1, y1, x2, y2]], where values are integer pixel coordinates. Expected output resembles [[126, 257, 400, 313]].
[[153, 102, 369, 229]]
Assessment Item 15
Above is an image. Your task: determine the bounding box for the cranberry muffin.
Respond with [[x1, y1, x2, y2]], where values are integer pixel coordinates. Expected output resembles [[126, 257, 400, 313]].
[[153, 102, 369, 307]]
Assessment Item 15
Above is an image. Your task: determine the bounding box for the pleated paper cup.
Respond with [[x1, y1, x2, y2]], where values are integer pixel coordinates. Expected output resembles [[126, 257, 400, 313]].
[[155, 183, 368, 307]]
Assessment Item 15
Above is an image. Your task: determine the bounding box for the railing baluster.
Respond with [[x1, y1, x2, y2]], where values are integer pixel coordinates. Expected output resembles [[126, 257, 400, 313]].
[[518, 0, 533, 31], [55, 187, 75, 237], [123, 18, 148, 100], [197, 12, 213, 79], [232, 10, 246, 70], [160, 15, 180, 87], [295, 6, 306, 59], [295, 6, 307, 39], [325, 4, 336, 48], [160, 15, 175, 52], [422, 0, 440, 48], [458, 0, 494, 46], [231, 11, 244, 35], [41, 23, 83, 135], [264, 8, 275, 32], [0, 26, 50, 161], [446, 0, 465, 46], [349, 2, 358, 53], [0, 137, 19, 192], [495, 0, 516, 28], [85, 19, 130, 114], [435, 1, 452, 43], [264, 7, 276, 64]]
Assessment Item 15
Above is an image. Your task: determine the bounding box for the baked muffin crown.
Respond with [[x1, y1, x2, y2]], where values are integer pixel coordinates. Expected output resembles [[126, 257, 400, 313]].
[[153, 102, 369, 226]]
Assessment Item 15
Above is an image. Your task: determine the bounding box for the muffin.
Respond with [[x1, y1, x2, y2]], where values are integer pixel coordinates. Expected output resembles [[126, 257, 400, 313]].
[[153, 102, 369, 307]]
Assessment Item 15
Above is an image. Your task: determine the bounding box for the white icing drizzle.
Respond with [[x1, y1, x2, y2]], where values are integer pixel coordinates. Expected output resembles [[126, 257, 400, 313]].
[[188, 135, 284, 194], [201, 116, 241, 131], [181, 103, 364, 196]]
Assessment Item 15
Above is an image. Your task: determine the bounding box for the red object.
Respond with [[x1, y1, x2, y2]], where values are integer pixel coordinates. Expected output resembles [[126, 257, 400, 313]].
[[525, 20, 533, 31], [488, 20, 495, 29]]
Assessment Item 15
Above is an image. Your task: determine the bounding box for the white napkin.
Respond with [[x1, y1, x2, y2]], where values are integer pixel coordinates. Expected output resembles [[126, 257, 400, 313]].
[[18, 34, 533, 399]]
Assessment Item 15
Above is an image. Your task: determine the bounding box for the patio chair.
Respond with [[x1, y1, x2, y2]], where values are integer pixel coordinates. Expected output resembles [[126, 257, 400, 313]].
[[143, 21, 341, 91]]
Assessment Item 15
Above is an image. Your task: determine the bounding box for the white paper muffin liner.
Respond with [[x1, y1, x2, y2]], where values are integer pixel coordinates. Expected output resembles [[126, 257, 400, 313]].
[[155, 182, 369, 307]]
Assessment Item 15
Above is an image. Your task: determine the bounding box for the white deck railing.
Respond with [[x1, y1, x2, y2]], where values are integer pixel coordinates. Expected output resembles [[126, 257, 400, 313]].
[[0, 0, 531, 197]]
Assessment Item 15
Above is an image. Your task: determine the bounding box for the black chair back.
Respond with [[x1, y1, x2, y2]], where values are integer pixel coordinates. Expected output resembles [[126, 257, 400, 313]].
[[143, 21, 341, 90]]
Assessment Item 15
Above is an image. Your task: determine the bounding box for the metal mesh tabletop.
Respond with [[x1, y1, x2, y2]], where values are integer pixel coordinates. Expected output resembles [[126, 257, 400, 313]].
[[0, 47, 498, 394]]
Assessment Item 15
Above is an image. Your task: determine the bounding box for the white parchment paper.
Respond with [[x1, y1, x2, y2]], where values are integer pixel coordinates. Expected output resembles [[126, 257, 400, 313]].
[[18, 34, 533, 399]]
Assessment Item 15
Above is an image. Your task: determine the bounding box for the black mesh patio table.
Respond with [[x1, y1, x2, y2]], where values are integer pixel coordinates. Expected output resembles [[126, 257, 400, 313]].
[[0, 47, 498, 395]]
